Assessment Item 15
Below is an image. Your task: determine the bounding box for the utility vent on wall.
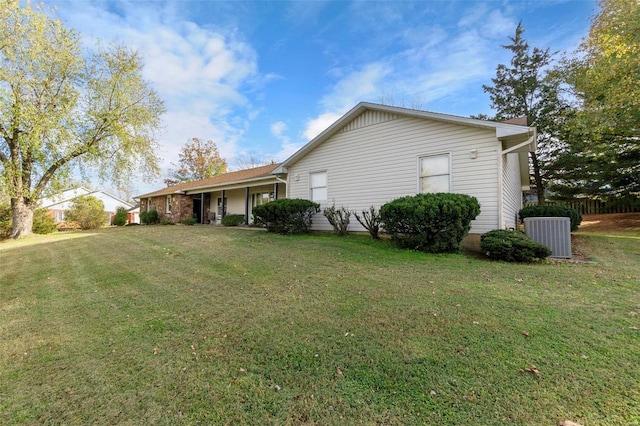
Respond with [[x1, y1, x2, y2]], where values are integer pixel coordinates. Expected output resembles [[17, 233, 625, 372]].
[[524, 217, 572, 259]]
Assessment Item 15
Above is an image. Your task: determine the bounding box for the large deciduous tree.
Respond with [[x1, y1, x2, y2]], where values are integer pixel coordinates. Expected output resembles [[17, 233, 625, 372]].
[[483, 22, 570, 205], [0, 1, 164, 238], [551, 0, 640, 200], [164, 137, 227, 185]]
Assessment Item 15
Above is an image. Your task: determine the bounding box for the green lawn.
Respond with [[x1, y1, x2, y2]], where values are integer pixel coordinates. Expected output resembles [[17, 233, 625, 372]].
[[1, 226, 638, 425]]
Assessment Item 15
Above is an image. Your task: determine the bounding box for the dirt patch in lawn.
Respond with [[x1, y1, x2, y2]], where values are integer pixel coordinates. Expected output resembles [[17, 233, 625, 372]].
[[578, 212, 640, 233]]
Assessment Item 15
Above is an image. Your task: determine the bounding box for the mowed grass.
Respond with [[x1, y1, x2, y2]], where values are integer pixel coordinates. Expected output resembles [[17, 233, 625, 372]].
[[1, 225, 639, 425]]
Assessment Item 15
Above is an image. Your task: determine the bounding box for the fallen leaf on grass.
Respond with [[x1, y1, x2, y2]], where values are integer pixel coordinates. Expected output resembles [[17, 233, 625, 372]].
[[629, 311, 637, 317], [630, 326, 638, 330], [519, 364, 541, 377], [558, 420, 583, 426], [429, 390, 437, 396], [336, 367, 343, 376], [520, 330, 531, 338], [239, 367, 247, 372]]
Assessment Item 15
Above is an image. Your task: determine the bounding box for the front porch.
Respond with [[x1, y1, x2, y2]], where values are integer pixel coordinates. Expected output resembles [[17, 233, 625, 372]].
[[137, 164, 287, 225]]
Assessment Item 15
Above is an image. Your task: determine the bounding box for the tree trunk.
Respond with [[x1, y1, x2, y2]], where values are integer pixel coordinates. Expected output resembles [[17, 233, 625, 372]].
[[530, 151, 546, 205], [11, 197, 35, 239]]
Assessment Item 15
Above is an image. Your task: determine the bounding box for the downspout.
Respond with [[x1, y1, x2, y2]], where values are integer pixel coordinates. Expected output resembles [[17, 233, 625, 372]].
[[275, 175, 286, 199], [274, 169, 288, 198], [497, 147, 504, 230], [498, 131, 536, 229]]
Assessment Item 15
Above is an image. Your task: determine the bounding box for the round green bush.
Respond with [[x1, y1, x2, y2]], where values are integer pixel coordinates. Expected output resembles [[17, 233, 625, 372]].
[[221, 214, 245, 226], [0, 203, 12, 239], [519, 205, 582, 231], [140, 209, 159, 224], [481, 229, 552, 262], [65, 195, 109, 230], [380, 193, 480, 253], [181, 218, 198, 226], [32, 208, 58, 234], [253, 198, 320, 235], [114, 206, 128, 226]]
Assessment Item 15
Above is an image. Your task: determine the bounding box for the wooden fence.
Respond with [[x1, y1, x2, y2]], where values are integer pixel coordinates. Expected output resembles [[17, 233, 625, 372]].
[[525, 199, 640, 215]]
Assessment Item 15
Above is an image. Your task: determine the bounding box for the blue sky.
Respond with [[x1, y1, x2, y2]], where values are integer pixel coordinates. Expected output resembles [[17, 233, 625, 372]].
[[43, 0, 597, 194]]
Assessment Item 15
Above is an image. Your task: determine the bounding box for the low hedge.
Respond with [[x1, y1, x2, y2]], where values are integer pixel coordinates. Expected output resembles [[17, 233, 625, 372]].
[[519, 205, 581, 231], [481, 229, 552, 262], [140, 209, 159, 224], [380, 193, 480, 253], [253, 198, 320, 235], [221, 214, 245, 226]]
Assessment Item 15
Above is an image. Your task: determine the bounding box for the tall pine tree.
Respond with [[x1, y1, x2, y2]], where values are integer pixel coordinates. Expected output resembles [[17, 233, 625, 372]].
[[483, 22, 569, 204]]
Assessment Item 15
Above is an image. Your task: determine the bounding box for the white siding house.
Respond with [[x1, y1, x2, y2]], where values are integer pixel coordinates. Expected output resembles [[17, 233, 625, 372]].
[[274, 102, 535, 237], [39, 187, 136, 224]]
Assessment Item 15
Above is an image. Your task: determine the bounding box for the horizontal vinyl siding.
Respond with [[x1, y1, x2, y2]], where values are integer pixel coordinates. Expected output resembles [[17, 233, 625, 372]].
[[287, 116, 501, 233], [502, 153, 522, 229]]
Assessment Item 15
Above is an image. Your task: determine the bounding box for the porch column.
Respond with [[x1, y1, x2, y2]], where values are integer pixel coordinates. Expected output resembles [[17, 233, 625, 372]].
[[201, 192, 205, 224], [244, 187, 250, 224], [274, 182, 279, 199], [221, 189, 226, 218]]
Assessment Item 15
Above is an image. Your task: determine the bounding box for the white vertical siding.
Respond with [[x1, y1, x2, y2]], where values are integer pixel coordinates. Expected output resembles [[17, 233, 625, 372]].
[[287, 116, 502, 233], [502, 152, 523, 229]]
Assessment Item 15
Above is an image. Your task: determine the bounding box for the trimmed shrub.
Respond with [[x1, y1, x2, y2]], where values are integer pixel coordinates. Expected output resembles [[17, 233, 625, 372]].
[[519, 205, 582, 232], [160, 220, 175, 225], [65, 196, 109, 230], [32, 209, 58, 234], [181, 218, 198, 226], [380, 193, 480, 253], [353, 206, 382, 239], [481, 229, 552, 262], [0, 203, 11, 239], [221, 214, 245, 226], [140, 209, 159, 225], [253, 198, 320, 235], [323, 204, 351, 236], [114, 206, 128, 226]]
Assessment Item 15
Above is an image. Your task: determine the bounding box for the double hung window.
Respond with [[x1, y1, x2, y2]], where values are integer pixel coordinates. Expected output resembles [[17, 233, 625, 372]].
[[419, 154, 450, 193]]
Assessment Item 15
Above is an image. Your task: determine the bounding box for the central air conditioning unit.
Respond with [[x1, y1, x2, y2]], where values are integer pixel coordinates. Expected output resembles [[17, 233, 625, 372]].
[[524, 217, 572, 259]]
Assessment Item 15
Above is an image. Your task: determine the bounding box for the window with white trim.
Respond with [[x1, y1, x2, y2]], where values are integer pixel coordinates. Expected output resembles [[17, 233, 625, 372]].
[[252, 192, 274, 207], [309, 171, 327, 202], [166, 196, 172, 213], [419, 154, 450, 193]]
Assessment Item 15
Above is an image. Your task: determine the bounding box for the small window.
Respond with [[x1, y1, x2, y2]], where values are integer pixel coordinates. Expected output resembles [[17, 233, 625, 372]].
[[166, 196, 172, 213], [419, 154, 450, 193], [309, 172, 327, 202]]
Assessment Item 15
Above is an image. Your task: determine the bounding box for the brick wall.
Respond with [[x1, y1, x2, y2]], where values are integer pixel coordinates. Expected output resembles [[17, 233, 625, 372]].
[[141, 194, 194, 223]]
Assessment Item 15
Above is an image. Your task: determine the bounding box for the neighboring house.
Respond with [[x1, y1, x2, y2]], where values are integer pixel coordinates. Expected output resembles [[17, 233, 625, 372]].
[[39, 187, 137, 225], [138, 102, 535, 245], [137, 164, 286, 224]]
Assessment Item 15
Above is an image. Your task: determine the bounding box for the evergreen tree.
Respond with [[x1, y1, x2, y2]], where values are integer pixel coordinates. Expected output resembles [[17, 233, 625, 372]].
[[483, 22, 570, 204]]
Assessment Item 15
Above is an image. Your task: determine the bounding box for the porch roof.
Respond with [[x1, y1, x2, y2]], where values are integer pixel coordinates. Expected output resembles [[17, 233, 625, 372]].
[[137, 163, 282, 198]]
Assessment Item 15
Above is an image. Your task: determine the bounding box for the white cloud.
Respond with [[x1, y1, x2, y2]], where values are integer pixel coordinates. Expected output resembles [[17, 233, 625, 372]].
[[302, 62, 392, 140], [49, 1, 262, 190], [270, 121, 304, 161]]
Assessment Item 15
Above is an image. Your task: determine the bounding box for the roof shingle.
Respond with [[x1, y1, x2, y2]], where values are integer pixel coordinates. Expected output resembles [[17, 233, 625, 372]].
[[137, 163, 281, 198]]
